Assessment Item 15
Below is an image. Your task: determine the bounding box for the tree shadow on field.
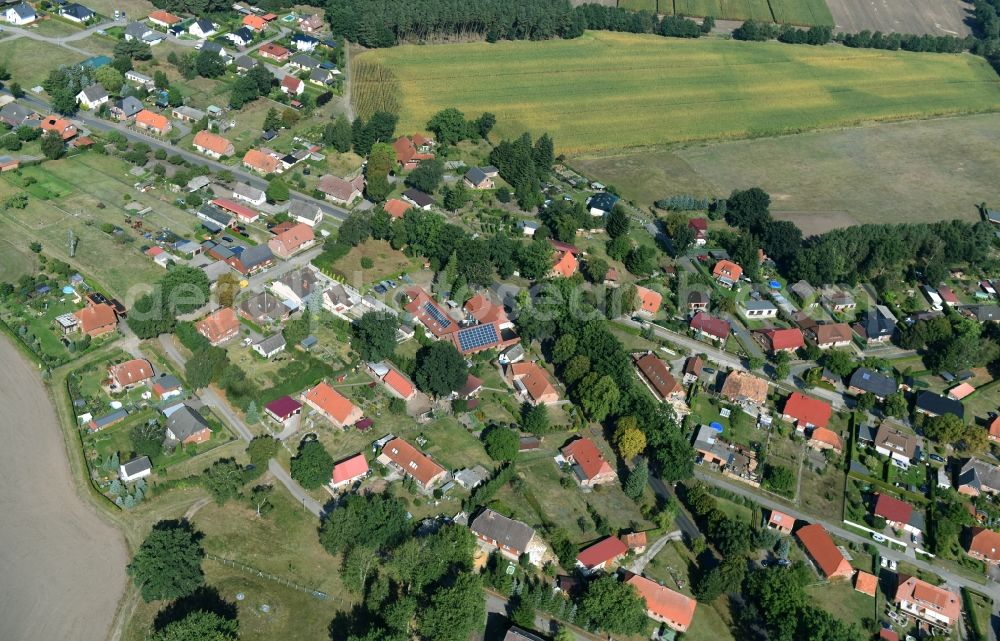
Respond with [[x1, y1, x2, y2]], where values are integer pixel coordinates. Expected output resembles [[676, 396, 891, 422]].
[[153, 586, 238, 631]]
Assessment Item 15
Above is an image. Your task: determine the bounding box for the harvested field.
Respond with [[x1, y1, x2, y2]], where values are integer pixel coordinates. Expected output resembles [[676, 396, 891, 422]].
[[572, 113, 1000, 230], [0, 338, 127, 641], [826, 0, 973, 37], [357, 31, 1000, 155], [674, 0, 773, 22]]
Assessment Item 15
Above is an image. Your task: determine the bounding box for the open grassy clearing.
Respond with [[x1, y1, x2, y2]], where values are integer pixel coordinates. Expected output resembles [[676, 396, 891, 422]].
[[0, 240, 37, 282], [805, 580, 878, 634], [769, 0, 834, 26], [0, 38, 86, 88], [356, 31, 1000, 155], [573, 112, 1000, 229]]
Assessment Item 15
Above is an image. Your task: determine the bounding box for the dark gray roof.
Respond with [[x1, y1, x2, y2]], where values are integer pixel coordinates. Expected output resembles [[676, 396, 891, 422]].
[[402, 188, 433, 207], [464, 167, 487, 185], [916, 391, 965, 419], [235, 55, 258, 70], [239, 290, 285, 322], [588, 192, 619, 213], [92, 408, 128, 428], [9, 3, 34, 19], [849, 368, 897, 397], [503, 627, 546, 641], [859, 307, 896, 339], [121, 455, 151, 477], [964, 304, 1000, 322], [193, 18, 214, 32], [291, 53, 321, 69], [469, 508, 535, 553], [198, 205, 233, 228], [276, 268, 318, 299], [165, 405, 210, 441], [233, 182, 264, 200], [239, 244, 273, 269], [61, 3, 93, 19], [309, 68, 331, 83], [233, 27, 254, 42], [202, 41, 224, 55], [254, 333, 286, 353], [156, 374, 181, 390], [0, 102, 32, 125], [288, 200, 319, 217], [78, 83, 107, 102], [124, 21, 151, 38], [292, 33, 318, 44], [959, 458, 1000, 493], [114, 96, 144, 117]]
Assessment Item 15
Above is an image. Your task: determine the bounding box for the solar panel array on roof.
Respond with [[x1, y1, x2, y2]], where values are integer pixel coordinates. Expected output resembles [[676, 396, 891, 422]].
[[423, 302, 451, 329], [457, 323, 499, 352]]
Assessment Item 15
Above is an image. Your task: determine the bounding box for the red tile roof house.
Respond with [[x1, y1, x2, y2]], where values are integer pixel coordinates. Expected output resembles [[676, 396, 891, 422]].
[[712, 259, 743, 288], [561, 437, 617, 487], [317, 174, 365, 205], [688, 217, 708, 246], [796, 523, 852, 579], [196, 308, 241, 346], [782, 392, 832, 433], [403, 287, 458, 338], [377, 437, 448, 491], [966, 526, 1000, 564], [134, 109, 172, 135], [384, 198, 411, 219], [689, 312, 730, 342], [755, 327, 804, 353], [192, 130, 235, 159], [464, 293, 513, 329], [280, 75, 304, 96], [108, 358, 154, 391], [634, 286, 662, 317], [576, 536, 628, 573], [812, 322, 853, 349], [41, 115, 77, 140], [74, 301, 118, 337], [393, 134, 435, 171], [264, 395, 302, 424], [302, 381, 362, 428], [807, 427, 843, 454], [243, 149, 282, 174], [873, 493, 922, 536], [767, 509, 794, 534], [551, 250, 578, 278], [268, 223, 315, 259], [506, 361, 560, 406], [381, 367, 416, 401], [633, 351, 684, 401], [259, 42, 291, 62], [894, 575, 961, 629], [624, 572, 698, 633], [331, 452, 369, 490]]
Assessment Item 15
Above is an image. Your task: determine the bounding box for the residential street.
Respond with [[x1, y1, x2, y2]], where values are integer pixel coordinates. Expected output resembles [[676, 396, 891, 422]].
[[156, 333, 323, 517]]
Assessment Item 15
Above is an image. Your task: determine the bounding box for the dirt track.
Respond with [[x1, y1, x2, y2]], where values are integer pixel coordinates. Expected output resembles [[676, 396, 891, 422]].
[[0, 338, 127, 641]]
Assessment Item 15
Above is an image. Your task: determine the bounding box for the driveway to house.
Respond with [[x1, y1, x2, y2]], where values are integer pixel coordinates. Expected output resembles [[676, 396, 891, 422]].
[[1, 17, 122, 52], [247, 245, 323, 291], [155, 333, 324, 517], [626, 530, 683, 575]]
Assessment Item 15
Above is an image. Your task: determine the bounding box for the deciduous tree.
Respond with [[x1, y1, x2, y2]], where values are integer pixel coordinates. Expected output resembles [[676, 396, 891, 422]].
[[127, 520, 204, 602]]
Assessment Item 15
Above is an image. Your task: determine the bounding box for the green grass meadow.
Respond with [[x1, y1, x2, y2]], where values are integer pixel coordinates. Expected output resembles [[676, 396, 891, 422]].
[[357, 31, 1000, 155]]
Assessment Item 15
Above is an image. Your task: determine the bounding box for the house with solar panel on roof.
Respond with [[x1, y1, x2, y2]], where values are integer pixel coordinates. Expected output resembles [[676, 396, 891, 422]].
[[403, 287, 520, 356]]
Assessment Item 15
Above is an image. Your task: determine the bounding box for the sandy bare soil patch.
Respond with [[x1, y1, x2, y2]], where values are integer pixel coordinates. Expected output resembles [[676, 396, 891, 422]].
[[826, 0, 973, 36], [0, 339, 127, 641]]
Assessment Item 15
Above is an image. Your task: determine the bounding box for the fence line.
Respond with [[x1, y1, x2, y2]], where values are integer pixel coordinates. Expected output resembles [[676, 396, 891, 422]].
[[205, 553, 333, 601]]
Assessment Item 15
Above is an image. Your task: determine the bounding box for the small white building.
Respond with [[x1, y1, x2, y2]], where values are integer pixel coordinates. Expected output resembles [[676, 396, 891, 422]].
[[119, 456, 152, 482], [76, 84, 109, 110], [288, 200, 323, 227], [233, 182, 266, 206], [739, 300, 778, 320], [189, 18, 217, 38], [252, 334, 286, 359], [4, 2, 36, 25]]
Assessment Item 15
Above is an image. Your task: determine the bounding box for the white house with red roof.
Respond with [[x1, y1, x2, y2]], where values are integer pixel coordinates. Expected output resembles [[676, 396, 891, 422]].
[[561, 437, 617, 487], [331, 453, 369, 489], [781, 392, 832, 432], [576, 536, 628, 573], [625, 572, 698, 632]]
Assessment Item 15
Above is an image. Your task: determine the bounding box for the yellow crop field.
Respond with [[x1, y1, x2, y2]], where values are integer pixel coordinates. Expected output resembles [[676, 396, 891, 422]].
[[353, 31, 1000, 154]]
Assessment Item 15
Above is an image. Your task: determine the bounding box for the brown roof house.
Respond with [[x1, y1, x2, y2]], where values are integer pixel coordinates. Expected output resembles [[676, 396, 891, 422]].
[[561, 437, 617, 487], [108, 358, 154, 391], [965, 527, 1000, 564], [811, 322, 853, 349], [74, 302, 117, 337], [317, 174, 364, 205], [195, 308, 240, 346], [633, 352, 684, 401], [505, 362, 559, 406], [893, 575, 961, 630], [378, 437, 448, 491], [872, 422, 920, 466], [470, 508, 549, 566], [268, 223, 315, 259], [720, 370, 769, 412]]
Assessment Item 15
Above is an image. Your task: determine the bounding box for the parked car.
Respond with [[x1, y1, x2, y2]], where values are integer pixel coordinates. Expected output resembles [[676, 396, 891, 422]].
[[872, 533, 887, 543], [929, 454, 946, 463]]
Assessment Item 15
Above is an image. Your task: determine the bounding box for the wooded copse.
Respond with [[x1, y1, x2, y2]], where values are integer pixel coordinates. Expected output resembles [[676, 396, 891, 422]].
[[721, 187, 993, 286]]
